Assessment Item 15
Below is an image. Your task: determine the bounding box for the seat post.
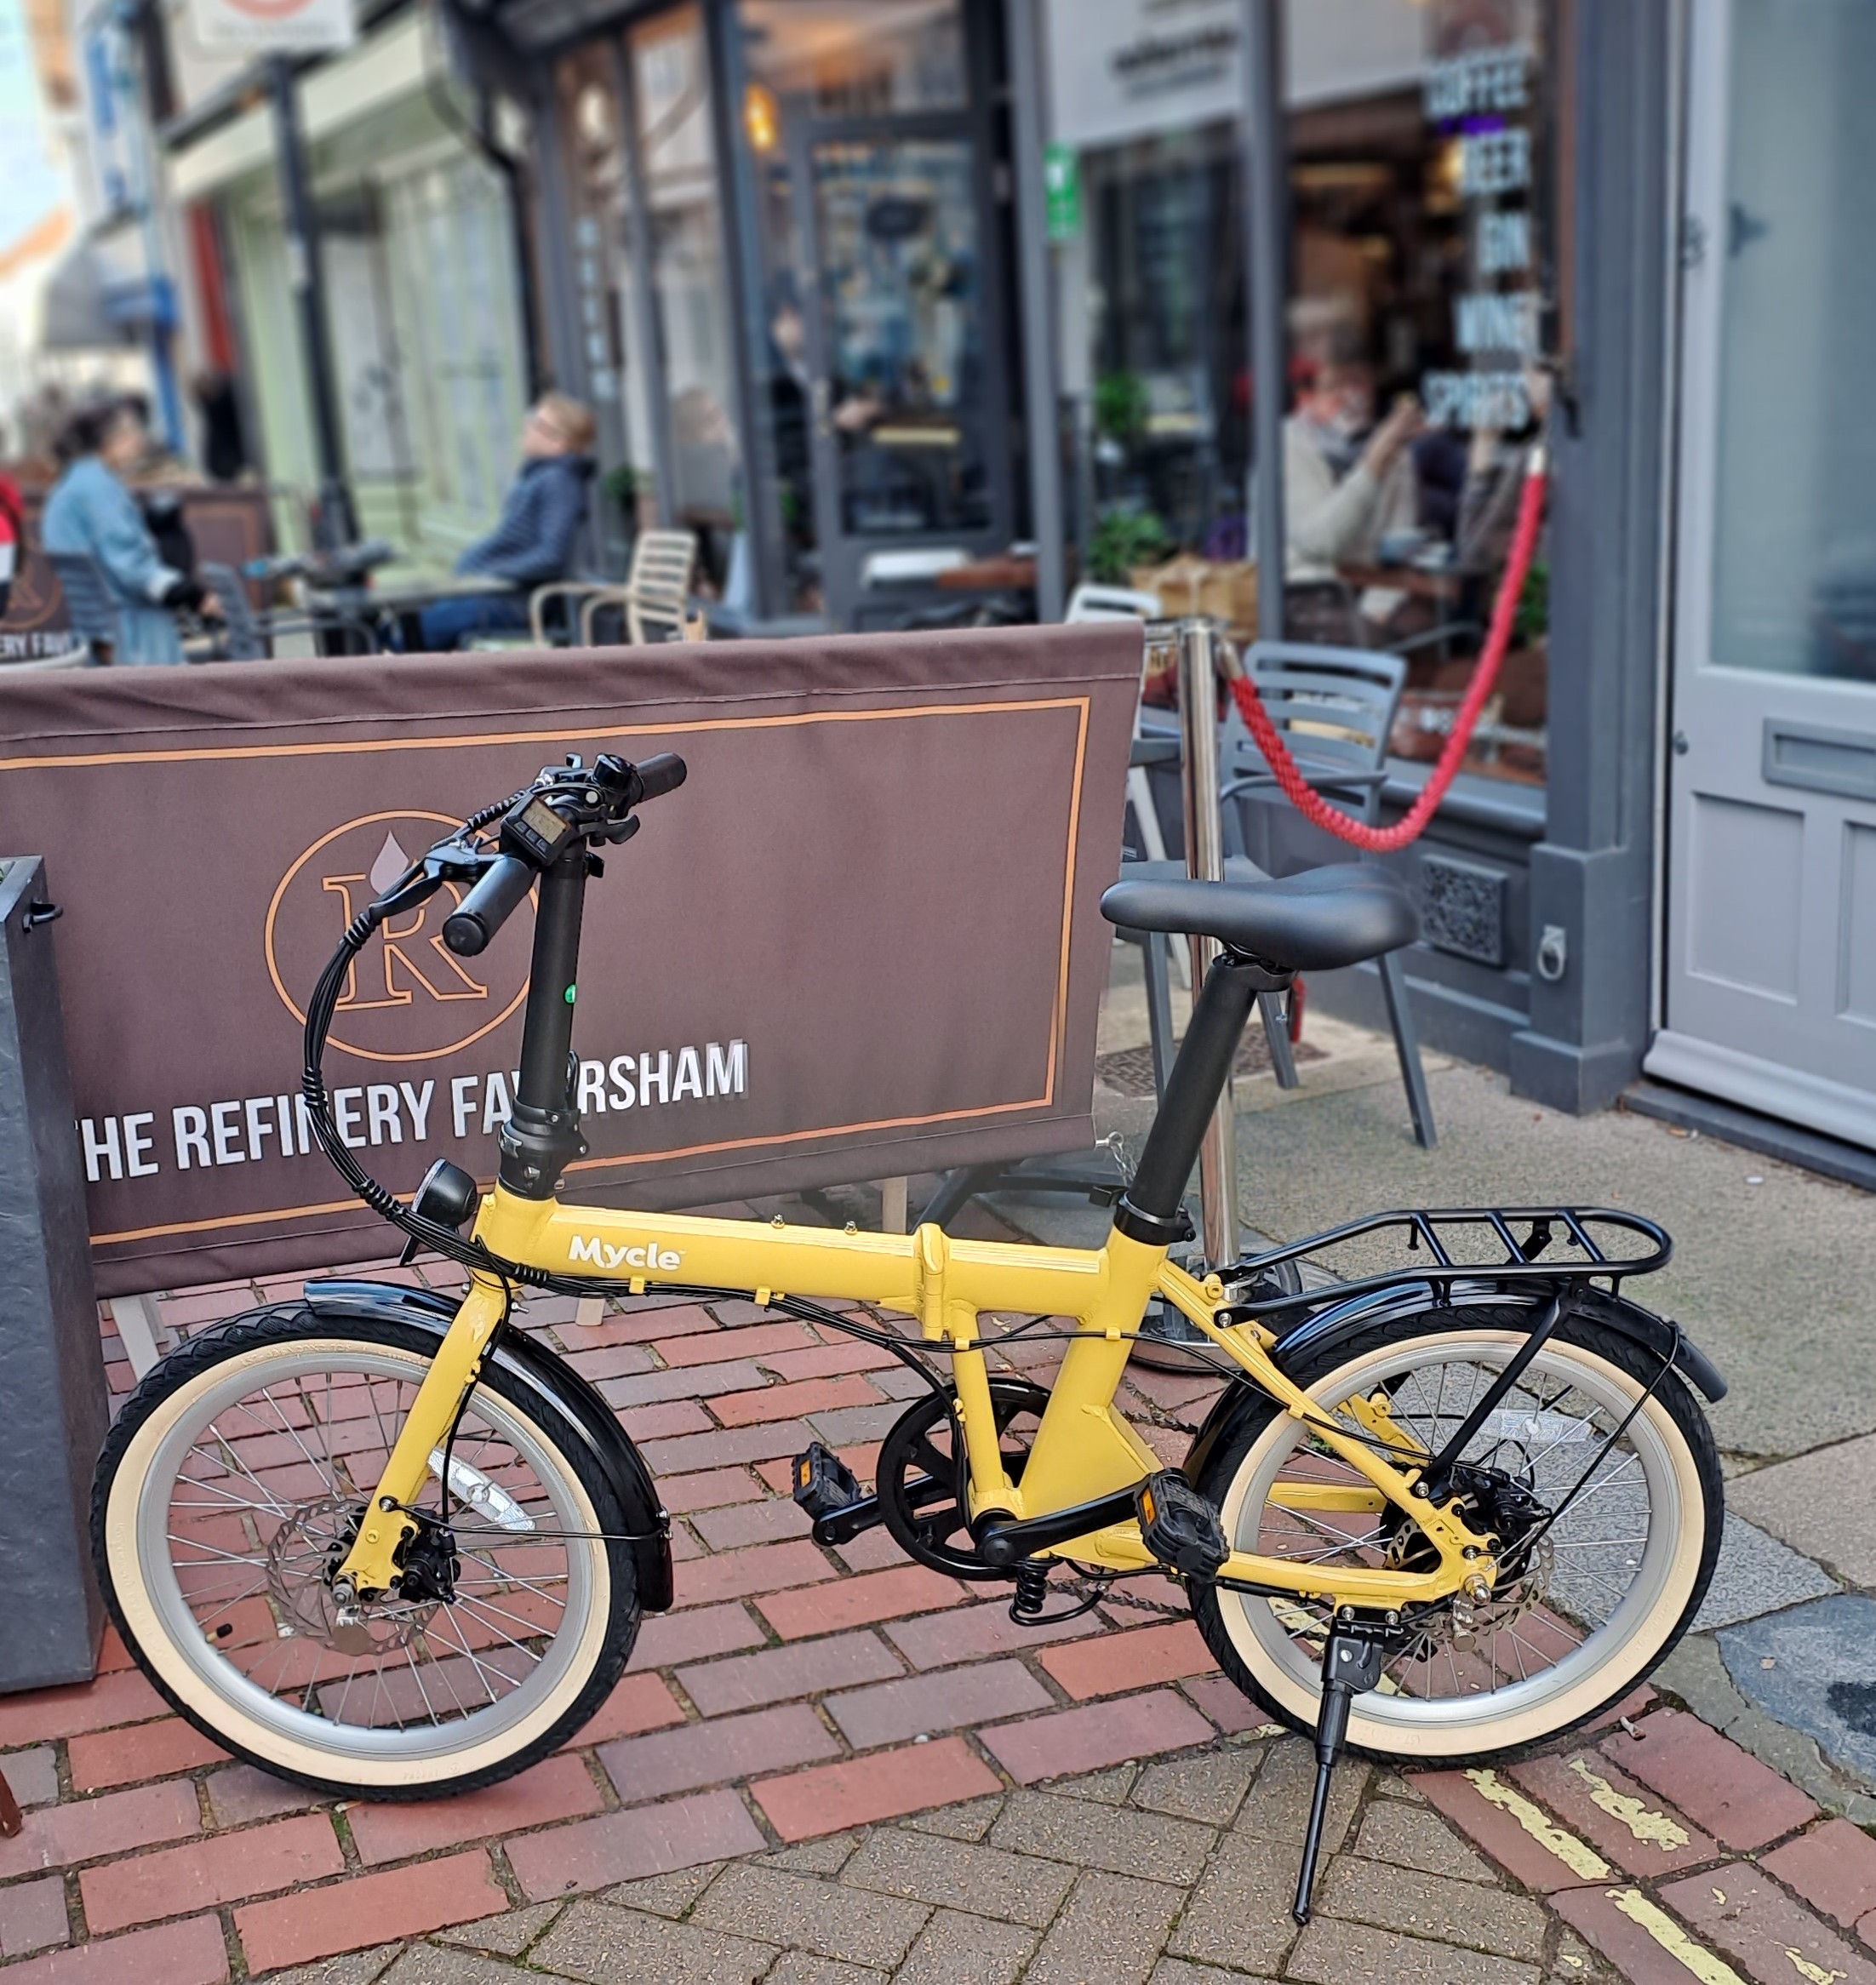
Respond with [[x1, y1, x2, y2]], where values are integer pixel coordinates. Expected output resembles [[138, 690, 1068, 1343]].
[[1115, 951, 1286, 1250]]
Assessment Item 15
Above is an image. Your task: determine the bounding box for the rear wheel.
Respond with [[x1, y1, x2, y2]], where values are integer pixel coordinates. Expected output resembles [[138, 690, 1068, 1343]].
[[92, 1306, 641, 1800], [1190, 1305, 1722, 1761]]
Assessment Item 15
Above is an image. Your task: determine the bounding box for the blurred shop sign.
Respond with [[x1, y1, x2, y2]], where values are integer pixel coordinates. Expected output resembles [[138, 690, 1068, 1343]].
[[1046, 0, 1242, 150], [186, 0, 353, 54], [1045, 0, 1430, 152]]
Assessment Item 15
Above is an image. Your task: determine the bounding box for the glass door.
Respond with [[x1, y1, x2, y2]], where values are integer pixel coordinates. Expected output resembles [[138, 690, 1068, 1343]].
[[738, 0, 1009, 626], [1650, 0, 1876, 1144]]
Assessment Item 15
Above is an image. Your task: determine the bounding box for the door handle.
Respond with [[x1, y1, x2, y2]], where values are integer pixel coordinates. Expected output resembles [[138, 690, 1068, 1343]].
[[811, 377, 832, 439]]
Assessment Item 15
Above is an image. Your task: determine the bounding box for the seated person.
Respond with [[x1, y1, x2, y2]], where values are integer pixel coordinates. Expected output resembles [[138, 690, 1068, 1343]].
[[41, 398, 219, 666], [1283, 346, 1422, 583], [417, 394, 597, 650]]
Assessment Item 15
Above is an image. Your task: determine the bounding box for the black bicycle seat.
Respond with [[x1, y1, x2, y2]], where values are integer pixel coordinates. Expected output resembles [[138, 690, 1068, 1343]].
[[1101, 858, 1417, 972]]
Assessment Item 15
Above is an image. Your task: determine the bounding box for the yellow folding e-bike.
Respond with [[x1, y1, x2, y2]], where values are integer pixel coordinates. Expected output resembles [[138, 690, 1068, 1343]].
[[93, 750, 1725, 1919]]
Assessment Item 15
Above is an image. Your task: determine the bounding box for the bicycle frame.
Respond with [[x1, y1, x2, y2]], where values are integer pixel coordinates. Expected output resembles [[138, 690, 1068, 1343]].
[[330, 799, 1498, 1611]]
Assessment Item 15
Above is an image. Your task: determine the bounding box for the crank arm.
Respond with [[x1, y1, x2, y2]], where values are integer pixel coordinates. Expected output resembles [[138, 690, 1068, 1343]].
[[813, 1471, 948, 1547]]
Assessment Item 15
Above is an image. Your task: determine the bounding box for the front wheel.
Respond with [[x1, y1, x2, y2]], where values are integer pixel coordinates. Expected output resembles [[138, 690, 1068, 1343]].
[[1190, 1304, 1723, 1762], [92, 1306, 641, 1800]]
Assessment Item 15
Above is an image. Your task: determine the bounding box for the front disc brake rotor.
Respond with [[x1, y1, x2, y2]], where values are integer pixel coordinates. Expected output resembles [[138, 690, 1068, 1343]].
[[876, 1378, 1050, 1579]]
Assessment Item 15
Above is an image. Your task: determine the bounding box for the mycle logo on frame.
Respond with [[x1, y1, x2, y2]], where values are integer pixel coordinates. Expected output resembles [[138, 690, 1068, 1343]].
[[568, 1236, 684, 1271]]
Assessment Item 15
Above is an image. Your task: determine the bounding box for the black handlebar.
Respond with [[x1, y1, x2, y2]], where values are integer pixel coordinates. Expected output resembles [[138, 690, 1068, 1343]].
[[438, 752, 687, 957], [443, 855, 535, 958], [627, 752, 687, 804]]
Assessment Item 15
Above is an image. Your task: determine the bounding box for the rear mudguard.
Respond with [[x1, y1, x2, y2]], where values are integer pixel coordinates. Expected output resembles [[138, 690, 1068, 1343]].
[[1185, 1277, 1725, 1486], [302, 1279, 674, 1611]]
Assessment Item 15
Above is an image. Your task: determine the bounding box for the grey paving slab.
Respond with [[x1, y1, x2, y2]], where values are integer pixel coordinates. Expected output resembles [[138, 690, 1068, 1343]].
[[1022, 1868, 1184, 1985], [1726, 1433, 1876, 1587], [1719, 1593, 1876, 1786], [1691, 1511, 1839, 1630], [529, 1900, 776, 1985], [691, 1866, 930, 1969]]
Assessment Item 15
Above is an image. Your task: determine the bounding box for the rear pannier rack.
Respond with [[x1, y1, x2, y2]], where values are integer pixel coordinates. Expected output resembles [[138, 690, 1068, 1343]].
[[1217, 1206, 1672, 1319]]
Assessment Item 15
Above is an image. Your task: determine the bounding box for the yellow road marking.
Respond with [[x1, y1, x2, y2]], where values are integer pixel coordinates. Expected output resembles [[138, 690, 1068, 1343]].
[[1608, 1890, 1747, 1985], [1567, 1757, 1692, 1851], [1464, 1769, 1612, 1880], [1784, 1951, 1845, 1985]]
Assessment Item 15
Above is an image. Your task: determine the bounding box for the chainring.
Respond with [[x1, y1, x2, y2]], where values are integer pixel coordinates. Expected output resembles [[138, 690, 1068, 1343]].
[[876, 1377, 1051, 1580]]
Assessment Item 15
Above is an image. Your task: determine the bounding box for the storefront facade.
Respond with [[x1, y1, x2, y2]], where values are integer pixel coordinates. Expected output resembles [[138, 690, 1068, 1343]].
[[140, 0, 1875, 1155], [161, 7, 533, 567]]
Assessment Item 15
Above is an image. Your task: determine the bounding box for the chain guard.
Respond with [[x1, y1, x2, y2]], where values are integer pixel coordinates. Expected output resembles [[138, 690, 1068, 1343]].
[[877, 1377, 1051, 1580]]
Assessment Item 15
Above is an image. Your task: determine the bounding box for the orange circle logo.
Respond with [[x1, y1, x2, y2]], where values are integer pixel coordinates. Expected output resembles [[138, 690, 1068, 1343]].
[[265, 810, 533, 1065]]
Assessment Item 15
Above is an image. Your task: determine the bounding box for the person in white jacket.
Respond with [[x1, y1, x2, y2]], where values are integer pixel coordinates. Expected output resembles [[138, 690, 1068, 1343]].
[[1283, 354, 1423, 584]]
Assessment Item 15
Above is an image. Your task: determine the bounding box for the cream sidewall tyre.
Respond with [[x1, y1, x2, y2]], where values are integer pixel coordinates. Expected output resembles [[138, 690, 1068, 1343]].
[[104, 1338, 615, 1790], [1210, 1330, 1708, 1760]]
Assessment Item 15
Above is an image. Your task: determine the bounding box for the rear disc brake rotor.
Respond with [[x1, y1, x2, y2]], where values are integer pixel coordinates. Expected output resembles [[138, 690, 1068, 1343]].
[[876, 1378, 1050, 1580]]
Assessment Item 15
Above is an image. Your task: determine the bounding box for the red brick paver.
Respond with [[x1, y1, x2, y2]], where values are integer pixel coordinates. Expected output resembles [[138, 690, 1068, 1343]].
[[233, 1850, 506, 1973], [1762, 1818, 1876, 1932], [346, 1753, 603, 1866], [66, 1719, 226, 1793], [979, 1687, 1215, 1784], [506, 1786, 764, 1900], [1039, 1617, 1215, 1700], [1661, 1863, 1876, 1985], [1605, 1709, 1817, 1851], [752, 1734, 999, 1840], [600, 1702, 839, 1805], [0, 1780, 199, 1880], [79, 1812, 342, 1932], [1, 1914, 228, 1985]]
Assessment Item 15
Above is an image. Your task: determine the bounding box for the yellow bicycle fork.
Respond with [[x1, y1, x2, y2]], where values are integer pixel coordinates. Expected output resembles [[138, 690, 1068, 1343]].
[[335, 1190, 1496, 1610]]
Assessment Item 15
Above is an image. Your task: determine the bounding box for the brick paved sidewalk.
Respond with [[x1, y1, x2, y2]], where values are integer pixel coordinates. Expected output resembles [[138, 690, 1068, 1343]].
[[1, 1268, 1871, 1982]]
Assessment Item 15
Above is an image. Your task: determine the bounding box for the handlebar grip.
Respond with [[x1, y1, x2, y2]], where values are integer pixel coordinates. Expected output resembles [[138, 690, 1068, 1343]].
[[630, 752, 687, 804], [443, 855, 535, 957]]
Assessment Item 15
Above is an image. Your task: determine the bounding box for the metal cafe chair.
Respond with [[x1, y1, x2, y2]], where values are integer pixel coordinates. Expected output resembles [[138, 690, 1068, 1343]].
[[1128, 639, 1437, 1148], [197, 562, 380, 661], [45, 552, 123, 663]]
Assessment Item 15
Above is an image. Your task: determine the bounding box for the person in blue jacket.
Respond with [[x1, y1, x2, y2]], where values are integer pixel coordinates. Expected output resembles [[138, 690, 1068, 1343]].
[[41, 398, 219, 665], [416, 393, 597, 650]]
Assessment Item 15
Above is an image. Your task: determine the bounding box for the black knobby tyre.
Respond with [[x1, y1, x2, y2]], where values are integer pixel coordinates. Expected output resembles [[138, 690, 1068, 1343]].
[[91, 1304, 643, 1802], [1187, 1303, 1724, 1764]]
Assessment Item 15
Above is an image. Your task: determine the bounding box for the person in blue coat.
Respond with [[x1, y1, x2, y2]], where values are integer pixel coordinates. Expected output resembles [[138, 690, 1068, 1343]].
[[416, 394, 597, 650], [41, 399, 218, 666]]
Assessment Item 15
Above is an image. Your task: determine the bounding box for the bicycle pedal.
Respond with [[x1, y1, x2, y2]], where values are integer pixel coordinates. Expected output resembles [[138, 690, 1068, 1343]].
[[792, 1443, 861, 1523], [1134, 1470, 1228, 1577]]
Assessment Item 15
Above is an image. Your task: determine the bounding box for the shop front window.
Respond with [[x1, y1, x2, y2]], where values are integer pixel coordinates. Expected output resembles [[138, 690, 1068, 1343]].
[[552, 44, 645, 570], [1045, 0, 1551, 783], [1285, 0, 1549, 785], [736, 0, 975, 615], [631, 4, 741, 583]]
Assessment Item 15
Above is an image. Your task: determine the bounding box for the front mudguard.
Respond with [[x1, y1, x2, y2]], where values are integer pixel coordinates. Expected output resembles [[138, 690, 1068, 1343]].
[[1185, 1277, 1724, 1486], [302, 1279, 674, 1610]]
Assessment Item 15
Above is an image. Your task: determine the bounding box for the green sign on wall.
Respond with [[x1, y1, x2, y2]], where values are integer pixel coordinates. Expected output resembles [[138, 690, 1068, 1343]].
[[1044, 143, 1081, 242]]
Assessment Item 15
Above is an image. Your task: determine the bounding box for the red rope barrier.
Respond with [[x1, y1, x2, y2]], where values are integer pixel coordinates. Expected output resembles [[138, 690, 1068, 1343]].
[[1224, 447, 1548, 853]]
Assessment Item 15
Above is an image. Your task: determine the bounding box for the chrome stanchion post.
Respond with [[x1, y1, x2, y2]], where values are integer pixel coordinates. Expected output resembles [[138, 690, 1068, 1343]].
[[1177, 618, 1238, 1272]]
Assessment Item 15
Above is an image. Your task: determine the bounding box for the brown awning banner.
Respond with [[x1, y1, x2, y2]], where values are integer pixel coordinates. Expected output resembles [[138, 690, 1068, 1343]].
[[0, 624, 1141, 1295]]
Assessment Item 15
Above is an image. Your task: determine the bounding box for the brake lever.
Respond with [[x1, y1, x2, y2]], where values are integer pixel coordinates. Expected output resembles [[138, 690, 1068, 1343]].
[[369, 838, 500, 919], [595, 815, 642, 847]]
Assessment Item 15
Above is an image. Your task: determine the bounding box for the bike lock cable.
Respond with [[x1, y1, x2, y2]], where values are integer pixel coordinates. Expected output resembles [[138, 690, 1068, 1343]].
[[1223, 442, 1549, 853]]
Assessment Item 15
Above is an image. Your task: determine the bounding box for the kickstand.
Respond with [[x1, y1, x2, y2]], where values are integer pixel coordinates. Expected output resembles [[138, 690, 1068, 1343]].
[[1293, 1616, 1391, 1925]]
